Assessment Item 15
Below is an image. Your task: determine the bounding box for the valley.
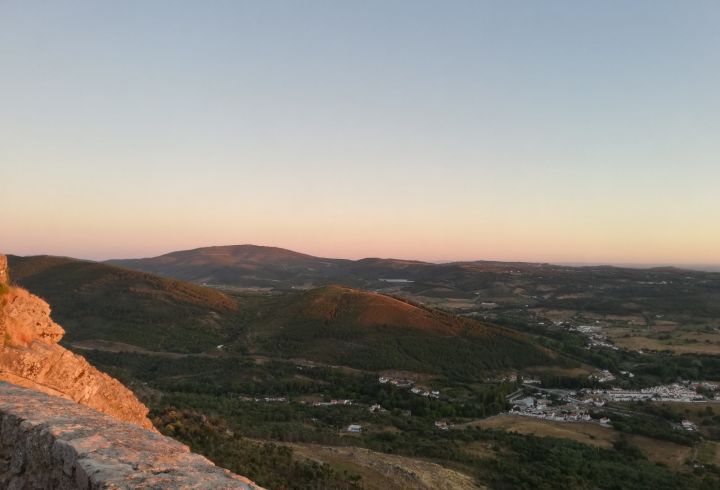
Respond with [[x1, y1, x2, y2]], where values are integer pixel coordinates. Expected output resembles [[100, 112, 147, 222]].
[[7, 250, 720, 489], [108, 245, 720, 364]]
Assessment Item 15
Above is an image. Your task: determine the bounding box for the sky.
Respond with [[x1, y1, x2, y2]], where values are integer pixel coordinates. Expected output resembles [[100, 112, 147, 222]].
[[1, 1, 719, 264]]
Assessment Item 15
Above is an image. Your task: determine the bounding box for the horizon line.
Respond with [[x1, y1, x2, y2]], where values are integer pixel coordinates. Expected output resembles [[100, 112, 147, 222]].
[[5, 243, 720, 272]]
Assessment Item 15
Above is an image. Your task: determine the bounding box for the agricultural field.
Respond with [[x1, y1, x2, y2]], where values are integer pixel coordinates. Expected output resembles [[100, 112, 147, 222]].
[[606, 325, 720, 355], [287, 443, 486, 490]]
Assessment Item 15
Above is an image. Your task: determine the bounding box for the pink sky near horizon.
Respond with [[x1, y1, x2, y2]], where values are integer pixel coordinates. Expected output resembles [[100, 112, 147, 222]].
[[2, 207, 718, 265], [2, 150, 718, 265], [2, 2, 719, 266]]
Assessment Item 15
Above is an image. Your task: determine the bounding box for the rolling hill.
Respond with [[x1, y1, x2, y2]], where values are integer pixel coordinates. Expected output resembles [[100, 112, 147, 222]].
[[109, 245, 720, 323], [108, 245, 440, 289], [108, 245, 353, 287], [8, 255, 562, 378], [7, 255, 242, 353], [247, 285, 561, 378]]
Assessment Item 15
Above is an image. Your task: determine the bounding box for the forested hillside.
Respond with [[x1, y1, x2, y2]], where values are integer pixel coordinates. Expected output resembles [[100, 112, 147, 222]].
[[7, 255, 241, 352], [248, 285, 562, 378]]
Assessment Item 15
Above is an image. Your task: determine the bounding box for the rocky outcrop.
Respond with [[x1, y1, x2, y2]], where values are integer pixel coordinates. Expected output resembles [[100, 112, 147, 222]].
[[0, 255, 153, 430], [0, 382, 262, 489], [0, 256, 8, 284]]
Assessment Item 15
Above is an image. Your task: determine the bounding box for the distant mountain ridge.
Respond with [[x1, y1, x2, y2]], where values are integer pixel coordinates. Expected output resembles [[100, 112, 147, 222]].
[[107, 244, 720, 323], [110, 245, 720, 285], [108, 245, 353, 286], [108, 244, 537, 288]]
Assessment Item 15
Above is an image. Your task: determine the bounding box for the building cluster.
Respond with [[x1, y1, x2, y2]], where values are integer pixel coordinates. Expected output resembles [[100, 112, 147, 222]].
[[378, 376, 441, 398], [313, 399, 353, 407], [580, 383, 706, 403], [410, 387, 440, 399], [506, 381, 718, 425], [567, 324, 618, 351], [508, 394, 602, 424], [378, 376, 413, 388]]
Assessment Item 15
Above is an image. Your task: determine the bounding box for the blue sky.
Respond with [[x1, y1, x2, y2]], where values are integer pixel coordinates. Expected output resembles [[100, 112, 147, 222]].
[[1, 1, 719, 263]]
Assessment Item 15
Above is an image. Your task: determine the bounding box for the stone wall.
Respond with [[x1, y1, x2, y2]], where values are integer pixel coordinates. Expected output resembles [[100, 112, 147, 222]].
[[0, 382, 263, 489]]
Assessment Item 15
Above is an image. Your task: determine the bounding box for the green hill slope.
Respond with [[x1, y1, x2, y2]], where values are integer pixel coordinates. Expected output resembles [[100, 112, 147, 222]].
[[8, 256, 564, 377], [249, 285, 560, 378], [7, 255, 240, 352]]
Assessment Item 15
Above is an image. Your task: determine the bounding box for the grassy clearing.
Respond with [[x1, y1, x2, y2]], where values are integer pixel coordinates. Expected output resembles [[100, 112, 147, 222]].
[[525, 365, 595, 377], [288, 443, 486, 490], [627, 435, 692, 469], [696, 441, 718, 465], [652, 401, 720, 416], [463, 414, 694, 469], [607, 325, 720, 355], [612, 336, 720, 355], [465, 415, 616, 448]]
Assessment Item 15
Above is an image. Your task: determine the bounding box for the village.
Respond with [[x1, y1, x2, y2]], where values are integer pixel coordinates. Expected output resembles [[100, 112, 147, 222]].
[[508, 396, 605, 425], [231, 374, 718, 439], [583, 383, 708, 403], [506, 380, 720, 428]]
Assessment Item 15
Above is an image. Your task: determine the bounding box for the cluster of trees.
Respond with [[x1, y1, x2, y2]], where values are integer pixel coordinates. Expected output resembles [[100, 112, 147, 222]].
[[599, 410, 699, 446], [153, 408, 362, 490], [265, 321, 557, 380], [333, 422, 719, 490], [483, 429, 719, 490]]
